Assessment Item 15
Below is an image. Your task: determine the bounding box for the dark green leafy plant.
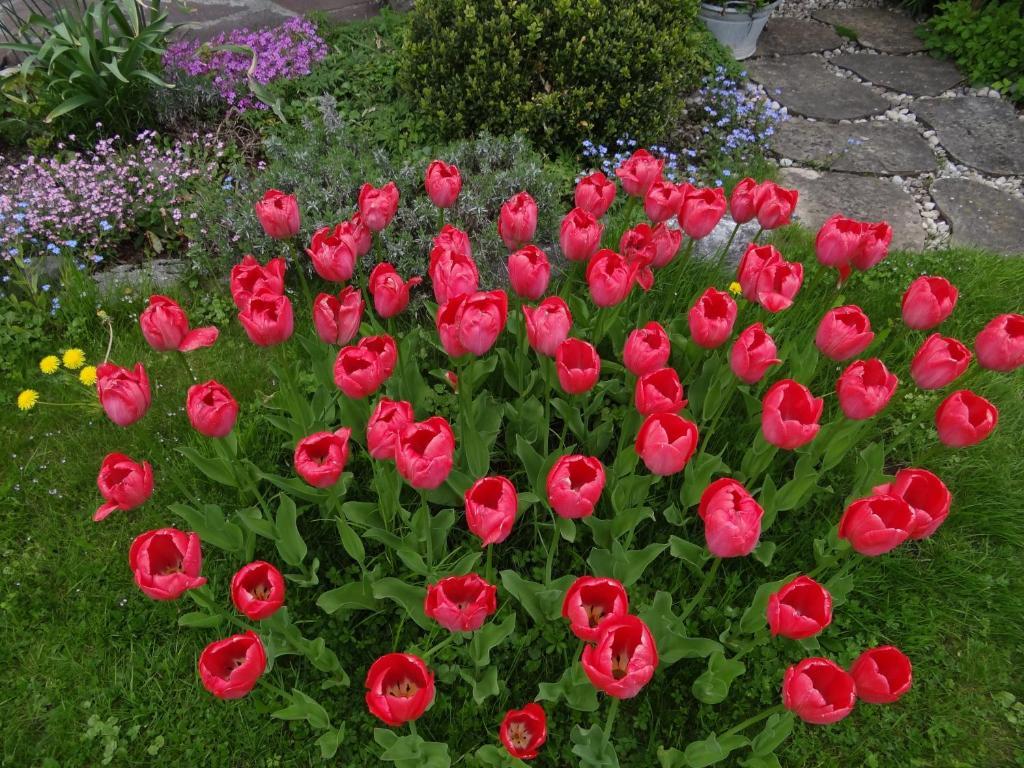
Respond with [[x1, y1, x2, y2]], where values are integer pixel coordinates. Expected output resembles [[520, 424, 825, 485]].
[[0, 0, 174, 136], [400, 0, 711, 153], [920, 0, 1024, 102]]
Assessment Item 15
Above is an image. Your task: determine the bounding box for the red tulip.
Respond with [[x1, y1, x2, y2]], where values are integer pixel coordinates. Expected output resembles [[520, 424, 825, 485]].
[[358, 181, 399, 232], [424, 573, 497, 632], [679, 185, 727, 240], [762, 380, 823, 449], [436, 294, 469, 357], [814, 305, 874, 361], [689, 288, 737, 349], [230, 255, 285, 310], [369, 263, 422, 318], [230, 561, 285, 621], [815, 214, 863, 279], [849, 646, 912, 704], [186, 380, 238, 438], [754, 257, 803, 313], [425, 160, 462, 208], [254, 189, 299, 239], [96, 362, 151, 427], [508, 245, 551, 299], [650, 222, 683, 268], [729, 178, 758, 224], [547, 454, 605, 519], [129, 527, 206, 600], [239, 290, 294, 346], [396, 416, 455, 489], [294, 428, 351, 488], [523, 298, 572, 357], [635, 413, 699, 476], [367, 397, 415, 461], [910, 334, 971, 389], [837, 359, 898, 420], [935, 389, 998, 447], [339, 213, 373, 257], [752, 181, 798, 229], [975, 313, 1024, 372], [562, 576, 630, 643], [902, 276, 958, 330], [365, 653, 435, 726], [139, 295, 218, 353], [587, 249, 638, 308], [199, 631, 266, 699], [333, 335, 397, 398], [615, 149, 663, 198], [313, 287, 364, 346], [851, 221, 892, 272], [635, 367, 685, 415], [623, 321, 671, 376], [767, 576, 832, 640], [465, 476, 518, 546], [838, 495, 913, 556], [619, 223, 656, 272], [736, 243, 781, 301], [644, 179, 682, 223], [500, 703, 547, 760], [698, 478, 764, 558], [305, 224, 357, 282], [556, 338, 600, 394], [782, 658, 856, 724], [575, 171, 616, 217], [95, 452, 153, 522], [429, 244, 479, 305], [580, 615, 658, 698], [457, 290, 509, 356], [433, 223, 472, 258], [498, 191, 538, 250], [560, 207, 604, 263], [873, 467, 951, 540], [729, 323, 780, 385]]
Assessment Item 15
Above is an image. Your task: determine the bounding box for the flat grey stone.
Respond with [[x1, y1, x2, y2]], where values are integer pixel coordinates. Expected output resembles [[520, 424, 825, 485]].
[[812, 8, 927, 53], [771, 118, 938, 175], [747, 56, 889, 120], [167, 0, 294, 40], [93, 260, 186, 293], [692, 217, 763, 267], [930, 179, 1024, 256], [832, 53, 963, 96], [756, 18, 844, 56], [914, 97, 1024, 176], [780, 168, 925, 251]]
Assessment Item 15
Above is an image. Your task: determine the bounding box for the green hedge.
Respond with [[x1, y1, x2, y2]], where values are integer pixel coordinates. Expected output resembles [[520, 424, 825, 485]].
[[400, 0, 709, 153]]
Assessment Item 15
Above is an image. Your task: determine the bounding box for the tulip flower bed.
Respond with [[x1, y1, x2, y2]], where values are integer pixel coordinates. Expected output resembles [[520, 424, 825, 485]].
[[9, 152, 1024, 766]]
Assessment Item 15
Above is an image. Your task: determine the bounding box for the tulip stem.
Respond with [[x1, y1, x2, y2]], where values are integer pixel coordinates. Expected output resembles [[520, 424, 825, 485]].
[[485, 545, 494, 584], [408, 720, 418, 739], [604, 697, 620, 739], [422, 633, 455, 659], [419, 492, 434, 567], [723, 703, 786, 737], [544, 513, 559, 585], [680, 557, 721, 622], [718, 221, 741, 267], [751, 226, 765, 245]]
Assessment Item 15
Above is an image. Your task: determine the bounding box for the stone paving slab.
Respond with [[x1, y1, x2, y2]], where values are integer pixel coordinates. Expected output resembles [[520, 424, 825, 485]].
[[755, 18, 844, 57], [811, 8, 927, 54], [747, 55, 889, 120], [930, 178, 1024, 255], [832, 53, 963, 97], [914, 97, 1024, 176], [168, 0, 294, 38], [772, 118, 938, 175], [780, 168, 926, 251]]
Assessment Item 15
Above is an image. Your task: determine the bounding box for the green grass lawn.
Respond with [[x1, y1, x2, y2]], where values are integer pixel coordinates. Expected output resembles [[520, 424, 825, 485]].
[[2, 232, 1022, 767]]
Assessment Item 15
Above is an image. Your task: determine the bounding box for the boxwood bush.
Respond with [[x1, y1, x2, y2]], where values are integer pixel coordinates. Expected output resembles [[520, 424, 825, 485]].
[[400, 0, 709, 153]]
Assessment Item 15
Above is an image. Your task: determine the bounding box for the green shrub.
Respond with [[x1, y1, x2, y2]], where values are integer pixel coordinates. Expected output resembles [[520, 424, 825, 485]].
[[921, 1, 1024, 102], [400, 0, 709, 154]]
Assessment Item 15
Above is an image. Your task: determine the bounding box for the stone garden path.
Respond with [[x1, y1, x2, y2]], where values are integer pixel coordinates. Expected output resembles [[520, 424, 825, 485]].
[[747, 7, 1024, 255]]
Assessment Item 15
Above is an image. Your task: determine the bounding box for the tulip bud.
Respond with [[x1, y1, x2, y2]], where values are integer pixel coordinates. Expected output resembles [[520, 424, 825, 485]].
[[358, 181, 399, 232], [306, 224, 357, 282], [369, 263, 422, 319], [934, 389, 998, 447], [429, 244, 479, 304], [762, 380, 823, 449], [498, 191, 538, 250], [95, 452, 153, 522], [902, 275, 958, 330], [140, 295, 218, 353], [523, 298, 573, 357], [312, 287, 364, 346], [635, 413, 699, 476], [644, 179, 682, 223], [679, 185, 727, 240], [508, 245, 551, 300], [838, 494, 913, 556], [623, 321, 671, 376], [586, 249, 637, 308], [814, 305, 874, 361], [851, 221, 892, 271], [186, 380, 239, 438], [555, 338, 600, 395], [752, 181, 798, 229], [782, 658, 856, 724], [96, 362, 151, 427], [698, 478, 764, 558], [754, 257, 804, 313], [650, 222, 683, 268], [396, 416, 455, 489], [464, 476, 518, 546], [737, 243, 782, 301], [729, 323, 781, 385], [560, 207, 604, 263], [849, 646, 912, 704], [689, 288, 738, 349], [575, 171, 616, 217], [729, 178, 759, 224], [815, 214, 863, 279], [254, 189, 299, 239], [424, 160, 462, 208], [910, 334, 971, 389], [546, 454, 605, 519], [975, 313, 1024, 372]]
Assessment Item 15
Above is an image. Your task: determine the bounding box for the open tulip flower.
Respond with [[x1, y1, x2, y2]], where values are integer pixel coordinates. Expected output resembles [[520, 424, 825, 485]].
[[752, 181, 798, 230], [500, 703, 547, 760], [433, 223, 473, 259], [358, 181, 400, 232], [737, 243, 782, 301], [634, 367, 686, 415], [429, 241, 479, 304], [507, 244, 551, 300], [580, 615, 658, 699], [313, 287, 364, 346], [239, 289, 294, 346], [873, 468, 951, 540], [699, 478, 764, 558], [910, 333, 971, 389], [644, 179, 682, 223], [814, 305, 874, 362], [437, 290, 508, 357], [615, 149, 663, 198], [730, 323, 781, 384], [902, 275, 958, 330], [333, 335, 398, 398], [464, 476, 518, 546], [838, 495, 913, 556], [424, 573, 497, 632], [836, 359, 898, 420], [95, 452, 153, 522], [767, 576, 832, 640], [635, 412, 699, 476], [365, 653, 435, 726], [547, 454, 605, 519], [368, 263, 422, 318], [231, 561, 286, 621], [678, 184, 727, 240], [199, 631, 267, 700], [497, 191, 538, 250], [294, 428, 351, 488], [139, 295, 218, 353], [523, 298, 572, 357], [367, 397, 415, 461], [560, 207, 604, 263], [623, 321, 671, 376], [340, 213, 373, 257], [975, 313, 1024, 372], [849, 646, 913, 704], [619, 224, 657, 272], [782, 658, 856, 724], [556, 338, 601, 395], [254, 189, 299, 240], [650, 222, 683, 268], [689, 288, 737, 349], [761, 380, 823, 449], [96, 362, 151, 427], [396, 416, 455, 489], [935, 389, 998, 447], [574, 171, 616, 218], [230, 255, 286, 310], [562, 576, 630, 643], [753, 255, 804, 313], [306, 224, 357, 283], [424, 160, 462, 208], [587, 248, 640, 307], [129, 528, 206, 600]]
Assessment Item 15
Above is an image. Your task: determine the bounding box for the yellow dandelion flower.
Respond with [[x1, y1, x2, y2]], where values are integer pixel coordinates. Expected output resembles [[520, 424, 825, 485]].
[[17, 389, 39, 411], [62, 348, 86, 370], [39, 355, 60, 375], [728, 281, 743, 296], [79, 365, 98, 386]]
